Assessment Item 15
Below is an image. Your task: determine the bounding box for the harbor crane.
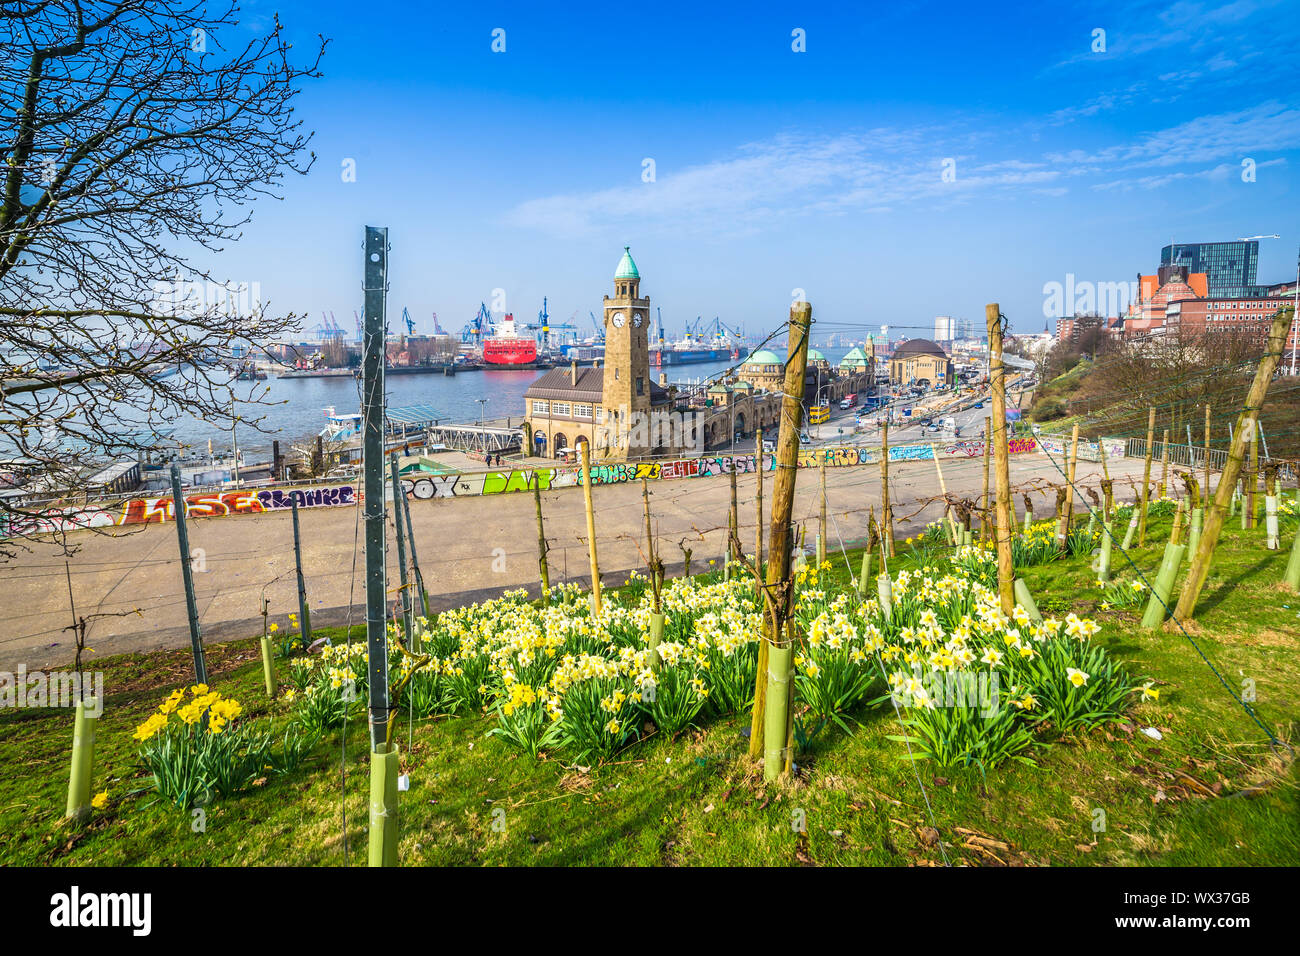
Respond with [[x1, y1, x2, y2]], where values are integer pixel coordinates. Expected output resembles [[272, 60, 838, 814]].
[[401, 307, 416, 336], [311, 311, 346, 342], [460, 303, 494, 346]]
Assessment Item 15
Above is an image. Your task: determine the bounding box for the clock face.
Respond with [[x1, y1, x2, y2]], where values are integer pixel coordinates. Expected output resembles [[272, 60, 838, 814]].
[[611, 312, 625, 328], [632, 313, 643, 328]]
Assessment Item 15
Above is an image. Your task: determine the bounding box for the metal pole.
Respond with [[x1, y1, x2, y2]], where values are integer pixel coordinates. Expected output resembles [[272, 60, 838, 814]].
[[170, 463, 208, 684], [290, 493, 313, 646], [362, 226, 390, 751], [402, 475, 429, 620], [389, 452, 413, 649]]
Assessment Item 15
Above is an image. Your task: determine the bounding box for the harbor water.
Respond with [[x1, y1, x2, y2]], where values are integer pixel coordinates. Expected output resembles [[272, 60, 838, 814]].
[[168, 351, 851, 460]]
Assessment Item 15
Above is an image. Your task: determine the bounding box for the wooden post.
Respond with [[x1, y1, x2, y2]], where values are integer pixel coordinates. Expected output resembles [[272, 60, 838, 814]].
[[1158, 428, 1170, 499], [1061, 424, 1081, 543], [1174, 306, 1294, 622], [981, 416, 992, 542], [817, 461, 827, 566], [1139, 407, 1155, 546], [930, 445, 956, 544], [986, 303, 1015, 616], [755, 429, 764, 574], [880, 419, 895, 558], [1203, 403, 1212, 504], [580, 441, 602, 615], [748, 431, 767, 757], [755, 301, 812, 781], [1246, 425, 1258, 529], [642, 478, 664, 668], [730, 456, 741, 563], [1264, 463, 1280, 550], [532, 475, 550, 603]]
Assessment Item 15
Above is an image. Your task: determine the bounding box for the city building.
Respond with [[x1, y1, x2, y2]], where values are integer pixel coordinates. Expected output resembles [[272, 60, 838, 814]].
[[1055, 314, 1106, 344], [1163, 294, 1300, 356], [888, 339, 953, 387], [1161, 241, 1266, 298], [1123, 264, 1207, 337], [934, 315, 955, 342], [739, 344, 874, 407], [523, 249, 684, 460]]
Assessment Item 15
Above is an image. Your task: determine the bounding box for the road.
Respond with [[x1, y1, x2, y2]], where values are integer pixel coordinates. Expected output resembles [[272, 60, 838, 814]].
[[1, 447, 1145, 671]]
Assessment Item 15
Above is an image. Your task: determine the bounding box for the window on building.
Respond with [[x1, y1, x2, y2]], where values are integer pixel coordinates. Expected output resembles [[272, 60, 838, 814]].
[[574, 404, 592, 419], [636, 377, 644, 395], [531, 400, 548, 414], [552, 402, 570, 416], [595, 407, 604, 422]]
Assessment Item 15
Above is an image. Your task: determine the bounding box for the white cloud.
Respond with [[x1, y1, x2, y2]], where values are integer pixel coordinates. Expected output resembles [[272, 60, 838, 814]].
[[505, 101, 1299, 237]]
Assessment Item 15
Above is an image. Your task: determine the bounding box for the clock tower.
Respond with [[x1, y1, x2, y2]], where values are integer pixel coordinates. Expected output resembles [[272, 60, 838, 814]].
[[599, 246, 651, 459]]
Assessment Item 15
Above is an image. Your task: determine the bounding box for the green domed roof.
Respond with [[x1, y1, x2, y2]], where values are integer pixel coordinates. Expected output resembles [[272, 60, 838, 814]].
[[746, 349, 782, 365], [839, 347, 868, 367], [807, 348, 827, 362], [614, 246, 639, 279]]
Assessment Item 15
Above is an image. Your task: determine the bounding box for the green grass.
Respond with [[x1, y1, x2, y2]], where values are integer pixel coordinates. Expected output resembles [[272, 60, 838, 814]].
[[1, 514, 1296, 866]]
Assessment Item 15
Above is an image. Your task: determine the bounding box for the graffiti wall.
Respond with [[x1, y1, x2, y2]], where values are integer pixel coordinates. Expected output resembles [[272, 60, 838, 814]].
[[4, 485, 357, 536], [9, 435, 1049, 536], [396, 438, 1039, 500], [1035, 435, 1123, 463]]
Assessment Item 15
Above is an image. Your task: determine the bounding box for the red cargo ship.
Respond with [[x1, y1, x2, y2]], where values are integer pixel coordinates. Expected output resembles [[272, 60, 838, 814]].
[[481, 313, 539, 366]]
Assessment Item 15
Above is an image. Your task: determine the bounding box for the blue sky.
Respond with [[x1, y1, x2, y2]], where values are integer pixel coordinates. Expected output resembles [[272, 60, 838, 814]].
[[206, 0, 1300, 340]]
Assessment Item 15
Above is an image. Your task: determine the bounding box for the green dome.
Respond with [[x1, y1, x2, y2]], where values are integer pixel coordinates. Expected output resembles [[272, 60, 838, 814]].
[[839, 346, 868, 367], [746, 349, 782, 365], [614, 246, 639, 279], [807, 348, 827, 362]]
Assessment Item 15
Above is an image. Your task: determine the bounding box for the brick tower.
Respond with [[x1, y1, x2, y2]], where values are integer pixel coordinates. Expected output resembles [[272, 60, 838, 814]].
[[599, 246, 651, 459]]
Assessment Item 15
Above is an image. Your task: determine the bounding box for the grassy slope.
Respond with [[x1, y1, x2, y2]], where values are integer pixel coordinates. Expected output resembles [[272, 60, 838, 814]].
[[1, 515, 1296, 867]]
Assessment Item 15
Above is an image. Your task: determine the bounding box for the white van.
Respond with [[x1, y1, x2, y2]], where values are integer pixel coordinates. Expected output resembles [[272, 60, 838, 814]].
[[942, 416, 956, 432]]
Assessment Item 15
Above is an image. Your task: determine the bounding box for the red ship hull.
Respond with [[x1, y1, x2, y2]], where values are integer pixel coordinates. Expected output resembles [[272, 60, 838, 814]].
[[482, 338, 538, 365]]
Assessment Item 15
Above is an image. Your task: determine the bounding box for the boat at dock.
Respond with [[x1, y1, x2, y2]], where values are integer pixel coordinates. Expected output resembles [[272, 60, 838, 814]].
[[482, 313, 544, 367]]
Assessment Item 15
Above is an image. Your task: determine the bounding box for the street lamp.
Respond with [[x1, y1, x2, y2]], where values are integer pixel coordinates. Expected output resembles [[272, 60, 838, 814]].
[[476, 397, 489, 455]]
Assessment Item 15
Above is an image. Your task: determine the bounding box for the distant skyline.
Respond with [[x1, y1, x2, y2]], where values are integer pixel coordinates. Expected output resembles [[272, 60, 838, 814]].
[[196, 0, 1299, 340]]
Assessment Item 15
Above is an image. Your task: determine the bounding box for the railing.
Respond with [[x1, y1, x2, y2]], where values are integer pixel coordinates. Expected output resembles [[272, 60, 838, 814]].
[[1123, 438, 1295, 484]]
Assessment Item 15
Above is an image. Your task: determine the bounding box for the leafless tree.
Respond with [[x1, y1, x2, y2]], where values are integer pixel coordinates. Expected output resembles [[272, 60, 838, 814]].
[[0, 0, 326, 549]]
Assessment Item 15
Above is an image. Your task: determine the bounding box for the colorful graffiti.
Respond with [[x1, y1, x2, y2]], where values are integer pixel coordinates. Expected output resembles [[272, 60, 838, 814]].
[[889, 444, 934, 462], [943, 440, 986, 459], [4, 484, 357, 536], [9, 434, 1054, 537]]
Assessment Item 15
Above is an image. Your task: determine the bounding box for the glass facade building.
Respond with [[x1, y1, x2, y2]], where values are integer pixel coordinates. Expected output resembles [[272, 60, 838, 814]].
[[1161, 241, 1266, 298]]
